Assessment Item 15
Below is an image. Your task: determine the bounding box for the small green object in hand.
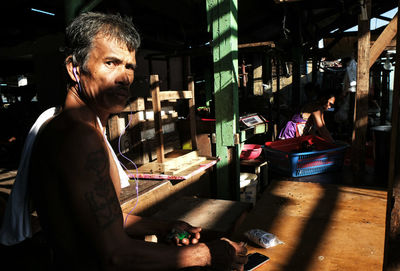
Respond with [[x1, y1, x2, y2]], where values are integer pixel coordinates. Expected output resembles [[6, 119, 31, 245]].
[[166, 229, 190, 241], [176, 231, 189, 240]]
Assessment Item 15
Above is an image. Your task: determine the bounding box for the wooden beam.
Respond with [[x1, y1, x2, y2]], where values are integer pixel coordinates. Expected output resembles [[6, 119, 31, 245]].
[[137, 151, 207, 175], [238, 41, 275, 49], [150, 74, 165, 163], [351, 0, 370, 177], [369, 13, 398, 68], [370, 38, 396, 49], [139, 114, 178, 130], [146, 91, 193, 101], [121, 98, 145, 112], [188, 77, 198, 150], [274, 0, 302, 3], [159, 91, 192, 101]]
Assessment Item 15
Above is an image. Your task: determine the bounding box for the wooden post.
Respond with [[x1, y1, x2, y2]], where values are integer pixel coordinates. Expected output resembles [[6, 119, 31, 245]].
[[292, 47, 302, 106], [370, 65, 382, 108], [150, 74, 165, 163], [262, 51, 272, 85], [276, 57, 281, 127], [311, 45, 319, 86], [183, 56, 191, 88], [263, 53, 274, 130], [166, 57, 171, 90], [106, 115, 120, 142], [206, 0, 240, 200], [351, 0, 370, 177], [253, 54, 263, 96], [241, 60, 247, 88], [148, 56, 153, 75], [381, 69, 389, 125], [188, 76, 198, 150], [291, 9, 302, 106], [384, 1, 400, 269]]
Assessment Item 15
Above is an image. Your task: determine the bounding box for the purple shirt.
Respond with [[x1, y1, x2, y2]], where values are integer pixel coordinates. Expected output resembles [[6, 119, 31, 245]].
[[278, 114, 307, 139]]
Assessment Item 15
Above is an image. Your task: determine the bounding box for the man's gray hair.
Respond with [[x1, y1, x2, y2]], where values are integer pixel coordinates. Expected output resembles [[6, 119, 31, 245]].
[[65, 12, 141, 71]]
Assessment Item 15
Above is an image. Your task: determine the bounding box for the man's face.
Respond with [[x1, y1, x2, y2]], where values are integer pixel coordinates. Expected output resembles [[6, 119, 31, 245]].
[[81, 34, 136, 114]]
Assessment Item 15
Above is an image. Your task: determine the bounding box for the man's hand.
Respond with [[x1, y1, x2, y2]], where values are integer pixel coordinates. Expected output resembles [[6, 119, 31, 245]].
[[207, 238, 248, 271], [165, 220, 202, 246]]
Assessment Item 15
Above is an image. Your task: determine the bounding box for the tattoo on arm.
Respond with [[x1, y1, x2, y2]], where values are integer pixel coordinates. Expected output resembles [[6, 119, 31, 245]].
[[84, 149, 122, 229]]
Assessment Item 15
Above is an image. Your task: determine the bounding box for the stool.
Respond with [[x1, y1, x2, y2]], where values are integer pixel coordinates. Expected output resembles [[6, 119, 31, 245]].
[[240, 159, 269, 190], [240, 172, 258, 206]]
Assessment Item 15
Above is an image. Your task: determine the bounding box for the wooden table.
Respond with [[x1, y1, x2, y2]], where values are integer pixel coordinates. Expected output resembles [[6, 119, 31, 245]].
[[232, 180, 387, 271], [120, 163, 214, 217], [152, 196, 252, 240]]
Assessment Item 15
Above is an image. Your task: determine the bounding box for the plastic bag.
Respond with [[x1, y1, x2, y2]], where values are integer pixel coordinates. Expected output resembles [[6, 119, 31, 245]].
[[244, 229, 284, 248]]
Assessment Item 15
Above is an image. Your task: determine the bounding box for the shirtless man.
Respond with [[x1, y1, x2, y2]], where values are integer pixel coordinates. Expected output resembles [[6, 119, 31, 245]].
[[29, 12, 247, 270]]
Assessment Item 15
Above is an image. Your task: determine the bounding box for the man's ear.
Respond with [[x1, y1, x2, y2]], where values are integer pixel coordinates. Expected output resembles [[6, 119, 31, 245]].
[[66, 56, 80, 83]]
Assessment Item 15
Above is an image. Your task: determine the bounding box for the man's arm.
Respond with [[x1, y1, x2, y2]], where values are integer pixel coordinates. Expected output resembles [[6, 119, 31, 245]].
[[312, 110, 334, 142], [122, 214, 202, 245], [122, 214, 171, 237], [58, 124, 246, 270]]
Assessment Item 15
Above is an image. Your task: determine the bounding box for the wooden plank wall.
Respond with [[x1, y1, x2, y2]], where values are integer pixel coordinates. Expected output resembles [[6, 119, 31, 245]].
[[106, 97, 182, 166]]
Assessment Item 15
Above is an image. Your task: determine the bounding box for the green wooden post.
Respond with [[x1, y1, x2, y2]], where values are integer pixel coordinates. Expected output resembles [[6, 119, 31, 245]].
[[206, 0, 240, 200]]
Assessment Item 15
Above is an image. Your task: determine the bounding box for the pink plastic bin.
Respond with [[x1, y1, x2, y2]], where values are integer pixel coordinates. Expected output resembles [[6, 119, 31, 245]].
[[240, 144, 262, 160]]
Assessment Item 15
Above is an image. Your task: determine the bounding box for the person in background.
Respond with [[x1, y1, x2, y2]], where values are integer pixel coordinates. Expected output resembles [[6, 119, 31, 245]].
[[279, 90, 336, 143], [1, 12, 247, 270]]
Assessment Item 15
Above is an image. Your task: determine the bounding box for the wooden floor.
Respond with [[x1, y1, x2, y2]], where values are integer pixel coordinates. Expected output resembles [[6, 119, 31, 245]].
[[232, 178, 387, 271]]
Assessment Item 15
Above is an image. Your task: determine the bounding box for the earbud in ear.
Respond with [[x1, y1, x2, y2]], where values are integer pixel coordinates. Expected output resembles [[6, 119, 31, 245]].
[[73, 67, 79, 83], [72, 67, 82, 92]]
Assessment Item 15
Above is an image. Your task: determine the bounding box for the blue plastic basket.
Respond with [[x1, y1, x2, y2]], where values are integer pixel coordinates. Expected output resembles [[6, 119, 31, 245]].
[[264, 135, 348, 177]]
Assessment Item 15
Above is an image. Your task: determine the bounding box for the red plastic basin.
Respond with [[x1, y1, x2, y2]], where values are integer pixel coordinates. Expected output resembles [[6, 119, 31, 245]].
[[240, 144, 262, 160]]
